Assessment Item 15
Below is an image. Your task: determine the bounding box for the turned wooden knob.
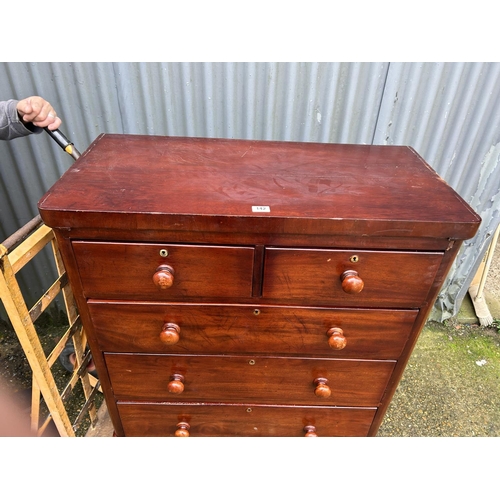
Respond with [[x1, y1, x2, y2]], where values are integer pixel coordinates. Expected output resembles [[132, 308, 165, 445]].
[[168, 374, 185, 394], [327, 327, 347, 350], [153, 264, 175, 290], [159, 323, 180, 345], [314, 377, 331, 398], [340, 270, 364, 294], [304, 425, 318, 437], [175, 422, 190, 437]]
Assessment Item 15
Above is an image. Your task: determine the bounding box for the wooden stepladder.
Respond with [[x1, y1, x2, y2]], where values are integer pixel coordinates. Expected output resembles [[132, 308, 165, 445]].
[[0, 215, 100, 436]]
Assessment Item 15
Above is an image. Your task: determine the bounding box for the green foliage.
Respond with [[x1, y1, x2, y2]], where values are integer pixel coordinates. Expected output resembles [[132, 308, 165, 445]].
[[492, 318, 500, 334]]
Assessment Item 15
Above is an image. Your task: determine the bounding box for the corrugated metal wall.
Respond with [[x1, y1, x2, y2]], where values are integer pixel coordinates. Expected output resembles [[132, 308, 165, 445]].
[[1, 62, 499, 321], [374, 62, 500, 320]]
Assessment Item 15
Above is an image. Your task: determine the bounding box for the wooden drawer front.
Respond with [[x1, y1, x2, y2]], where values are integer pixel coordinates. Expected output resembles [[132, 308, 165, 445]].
[[105, 353, 395, 406], [90, 301, 417, 359], [262, 248, 442, 307], [72, 241, 254, 300], [117, 402, 377, 437]]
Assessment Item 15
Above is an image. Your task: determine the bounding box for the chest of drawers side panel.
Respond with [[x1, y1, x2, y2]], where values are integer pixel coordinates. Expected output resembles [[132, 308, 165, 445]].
[[367, 239, 467, 435], [50, 230, 126, 436]]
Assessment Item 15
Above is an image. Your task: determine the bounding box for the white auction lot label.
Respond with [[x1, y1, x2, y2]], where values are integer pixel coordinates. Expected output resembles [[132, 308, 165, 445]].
[[252, 206, 271, 212]]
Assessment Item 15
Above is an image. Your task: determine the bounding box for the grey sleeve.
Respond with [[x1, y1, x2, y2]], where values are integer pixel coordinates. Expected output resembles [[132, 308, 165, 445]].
[[0, 99, 42, 141]]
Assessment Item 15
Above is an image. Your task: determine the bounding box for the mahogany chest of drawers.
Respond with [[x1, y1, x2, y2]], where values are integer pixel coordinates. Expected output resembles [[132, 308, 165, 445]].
[[38, 134, 480, 437]]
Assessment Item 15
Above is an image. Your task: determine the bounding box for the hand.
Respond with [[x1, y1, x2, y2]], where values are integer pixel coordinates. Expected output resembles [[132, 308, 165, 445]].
[[16, 96, 62, 131]]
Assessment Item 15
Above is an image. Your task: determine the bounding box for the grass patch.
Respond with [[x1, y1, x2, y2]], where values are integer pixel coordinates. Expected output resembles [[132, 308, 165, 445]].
[[378, 320, 500, 437]]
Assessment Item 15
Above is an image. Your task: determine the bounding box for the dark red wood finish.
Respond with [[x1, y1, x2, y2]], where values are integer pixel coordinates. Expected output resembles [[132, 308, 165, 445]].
[[105, 353, 395, 406], [262, 248, 442, 307], [72, 241, 254, 300], [117, 403, 377, 437], [39, 135, 479, 240], [37, 135, 481, 437], [88, 301, 418, 359]]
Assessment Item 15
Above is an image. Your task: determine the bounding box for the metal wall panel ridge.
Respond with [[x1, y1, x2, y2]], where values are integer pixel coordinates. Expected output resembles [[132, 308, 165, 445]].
[[374, 62, 500, 320], [1, 61, 499, 322]]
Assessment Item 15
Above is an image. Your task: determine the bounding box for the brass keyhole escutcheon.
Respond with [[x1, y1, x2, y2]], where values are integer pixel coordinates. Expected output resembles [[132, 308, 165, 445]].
[[349, 255, 359, 263], [248, 359, 256, 365], [253, 309, 261, 316], [159, 249, 169, 257]]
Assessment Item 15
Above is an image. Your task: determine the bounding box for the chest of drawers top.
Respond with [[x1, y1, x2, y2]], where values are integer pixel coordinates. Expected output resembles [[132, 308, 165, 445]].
[[38, 134, 479, 241]]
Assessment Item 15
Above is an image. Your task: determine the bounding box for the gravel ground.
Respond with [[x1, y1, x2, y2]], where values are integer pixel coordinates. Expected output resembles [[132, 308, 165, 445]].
[[0, 316, 103, 437]]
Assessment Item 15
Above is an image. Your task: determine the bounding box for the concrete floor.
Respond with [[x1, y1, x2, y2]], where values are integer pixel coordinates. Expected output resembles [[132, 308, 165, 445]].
[[85, 401, 114, 437], [457, 289, 500, 325], [378, 240, 500, 437]]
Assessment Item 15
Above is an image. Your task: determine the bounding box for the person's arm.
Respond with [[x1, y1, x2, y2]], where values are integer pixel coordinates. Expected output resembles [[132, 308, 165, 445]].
[[0, 99, 36, 140], [0, 97, 61, 141], [16, 96, 61, 131]]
